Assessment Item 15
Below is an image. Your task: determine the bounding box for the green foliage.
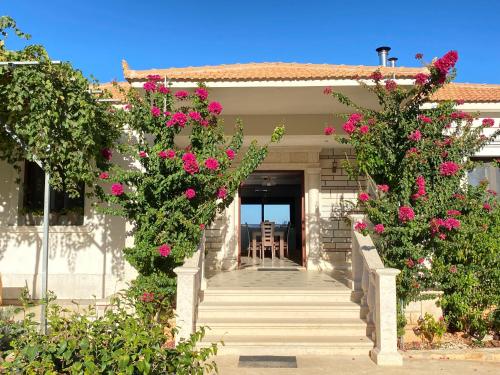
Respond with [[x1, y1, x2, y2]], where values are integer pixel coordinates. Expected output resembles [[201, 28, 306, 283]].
[[0, 16, 120, 196], [96, 79, 283, 310], [413, 313, 447, 346], [325, 52, 500, 337], [2, 291, 218, 374]]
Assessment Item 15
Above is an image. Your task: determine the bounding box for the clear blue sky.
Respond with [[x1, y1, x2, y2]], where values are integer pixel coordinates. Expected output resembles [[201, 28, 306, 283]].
[[3, 0, 500, 84]]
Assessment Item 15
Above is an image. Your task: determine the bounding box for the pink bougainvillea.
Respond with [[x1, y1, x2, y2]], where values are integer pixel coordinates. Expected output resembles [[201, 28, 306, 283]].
[[399, 206, 415, 222], [446, 210, 461, 216], [385, 79, 397, 91], [406, 258, 415, 268], [482, 118, 495, 127], [208, 101, 223, 115], [138, 151, 148, 158], [143, 81, 156, 92], [349, 113, 363, 123], [443, 217, 461, 230], [175, 90, 189, 100], [146, 74, 162, 81], [140, 292, 154, 303], [111, 183, 124, 196], [151, 106, 161, 117], [354, 221, 367, 232], [377, 184, 389, 193], [358, 192, 370, 202], [370, 71, 383, 81], [324, 126, 335, 135], [101, 148, 112, 160], [434, 50, 458, 76], [483, 202, 492, 211], [359, 125, 369, 135], [342, 121, 356, 134], [374, 224, 385, 234], [182, 152, 199, 174], [416, 175, 426, 196], [440, 161, 460, 176], [418, 115, 432, 124], [323, 87, 333, 95], [158, 150, 168, 159], [158, 244, 171, 257], [204, 157, 219, 171], [99, 172, 109, 179], [158, 85, 170, 94], [166, 149, 176, 159], [185, 188, 196, 200], [199, 223, 206, 230], [408, 130, 422, 142], [226, 149, 236, 160], [195, 88, 208, 100], [166, 112, 188, 128], [415, 53, 423, 60], [414, 73, 429, 85], [188, 111, 202, 122], [217, 186, 227, 199]]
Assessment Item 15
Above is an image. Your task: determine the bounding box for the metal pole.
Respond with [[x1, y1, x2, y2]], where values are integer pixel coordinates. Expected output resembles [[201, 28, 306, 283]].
[[40, 171, 50, 334]]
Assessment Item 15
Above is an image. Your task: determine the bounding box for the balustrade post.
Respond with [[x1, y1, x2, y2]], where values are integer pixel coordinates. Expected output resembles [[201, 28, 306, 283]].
[[349, 214, 365, 292], [173, 265, 199, 344], [370, 268, 403, 366]]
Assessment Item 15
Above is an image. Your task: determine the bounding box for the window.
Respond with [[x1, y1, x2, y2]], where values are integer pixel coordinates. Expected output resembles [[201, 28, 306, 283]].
[[468, 160, 500, 194], [21, 161, 84, 225]]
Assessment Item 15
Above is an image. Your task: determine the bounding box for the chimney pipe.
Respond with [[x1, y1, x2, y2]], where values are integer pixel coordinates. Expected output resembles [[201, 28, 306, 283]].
[[376, 46, 391, 66], [388, 57, 398, 67]]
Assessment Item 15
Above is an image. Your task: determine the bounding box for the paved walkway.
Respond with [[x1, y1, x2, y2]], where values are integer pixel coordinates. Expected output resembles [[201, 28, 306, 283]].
[[214, 355, 500, 374]]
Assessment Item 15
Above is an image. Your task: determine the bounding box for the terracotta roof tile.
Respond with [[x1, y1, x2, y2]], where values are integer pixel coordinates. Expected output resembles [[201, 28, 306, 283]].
[[432, 83, 500, 103], [122, 60, 426, 81], [98, 81, 130, 102]]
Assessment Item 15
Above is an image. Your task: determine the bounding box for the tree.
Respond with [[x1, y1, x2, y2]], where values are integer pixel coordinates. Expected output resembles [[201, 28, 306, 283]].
[[96, 77, 284, 310], [324, 51, 500, 335], [0, 16, 120, 197]]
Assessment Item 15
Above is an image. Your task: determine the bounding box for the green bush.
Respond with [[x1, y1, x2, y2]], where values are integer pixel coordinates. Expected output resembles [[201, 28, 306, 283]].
[[2, 291, 218, 374], [413, 313, 447, 346]]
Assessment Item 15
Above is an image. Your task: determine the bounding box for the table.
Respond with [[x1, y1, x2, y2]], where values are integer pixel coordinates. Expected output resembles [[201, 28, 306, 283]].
[[252, 230, 285, 259]]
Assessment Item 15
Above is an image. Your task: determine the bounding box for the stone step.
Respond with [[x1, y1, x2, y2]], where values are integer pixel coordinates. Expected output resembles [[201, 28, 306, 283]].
[[196, 317, 369, 336], [198, 335, 374, 356], [198, 301, 362, 319], [201, 289, 357, 303]]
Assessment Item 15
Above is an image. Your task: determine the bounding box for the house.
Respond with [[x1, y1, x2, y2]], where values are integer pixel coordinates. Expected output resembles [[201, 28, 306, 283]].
[[1, 50, 499, 364]]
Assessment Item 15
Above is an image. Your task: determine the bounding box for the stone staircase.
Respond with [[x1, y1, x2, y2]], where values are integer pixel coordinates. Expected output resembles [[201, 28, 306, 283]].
[[196, 283, 373, 355]]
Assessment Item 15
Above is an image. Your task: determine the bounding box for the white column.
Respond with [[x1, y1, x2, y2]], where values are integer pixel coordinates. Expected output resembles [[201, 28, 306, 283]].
[[305, 168, 321, 269], [349, 214, 365, 292], [370, 268, 403, 366], [221, 191, 238, 271], [173, 265, 199, 344]]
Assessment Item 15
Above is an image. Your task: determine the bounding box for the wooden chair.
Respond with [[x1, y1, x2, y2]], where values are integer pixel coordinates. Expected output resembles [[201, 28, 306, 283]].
[[244, 223, 261, 259], [260, 221, 276, 260]]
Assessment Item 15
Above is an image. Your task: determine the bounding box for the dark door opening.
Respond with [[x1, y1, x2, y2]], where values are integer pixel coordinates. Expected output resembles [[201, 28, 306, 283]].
[[239, 171, 304, 267]]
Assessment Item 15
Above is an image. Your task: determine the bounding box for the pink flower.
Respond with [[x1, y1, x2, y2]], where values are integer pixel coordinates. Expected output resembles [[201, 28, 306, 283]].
[[453, 193, 465, 200], [416, 175, 426, 196], [443, 218, 460, 230], [408, 130, 422, 142], [208, 101, 223, 115], [324, 126, 335, 135], [158, 150, 167, 159], [182, 152, 196, 163], [167, 112, 188, 127], [487, 189, 497, 196], [199, 223, 206, 230], [185, 188, 196, 199], [434, 50, 459, 75], [455, 99, 465, 105], [385, 79, 397, 91], [399, 206, 415, 222], [415, 53, 423, 60], [158, 244, 171, 257], [101, 148, 112, 161], [124, 103, 132, 111], [483, 202, 492, 211], [406, 258, 415, 268], [482, 118, 494, 127], [414, 73, 429, 85], [370, 71, 383, 81], [99, 172, 109, 179], [354, 221, 367, 232], [348, 113, 363, 124], [439, 161, 460, 176], [439, 233, 447, 240], [140, 292, 154, 303], [323, 87, 333, 95], [151, 106, 161, 117], [226, 149, 236, 160], [359, 125, 369, 134], [447, 210, 461, 216], [143, 81, 156, 92], [217, 187, 228, 199], [374, 224, 385, 234], [342, 121, 356, 134], [358, 192, 370, 202], [418, 257, 425, 264], [377, 184, 389, 193], [449, 265, 457, 273], [188, 111, 202, 122], [164, 111, 171, 117], [195, 88, 208, 100], [158, 85, 170, 94], [111, 183, 124, 196], [182, 153, 199, 175], [200, 119, 209, 127], [204, 158, 219, 171], [175, 90, 189, 100], [418, 115, 432, 124], [451, 111, 470, 120], [138, 151, 148, 158]]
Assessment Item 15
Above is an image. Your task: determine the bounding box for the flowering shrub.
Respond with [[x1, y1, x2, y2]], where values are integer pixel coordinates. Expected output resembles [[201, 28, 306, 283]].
[[324, 50, 500, 335], [413, 313, 447, 347], [96, 77, 284, 311]]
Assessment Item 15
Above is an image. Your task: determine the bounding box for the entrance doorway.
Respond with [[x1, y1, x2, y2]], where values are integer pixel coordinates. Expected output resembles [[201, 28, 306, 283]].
[[239, 171, 305, 268]]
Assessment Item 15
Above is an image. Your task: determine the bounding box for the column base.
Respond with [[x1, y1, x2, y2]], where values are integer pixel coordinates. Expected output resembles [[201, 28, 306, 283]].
[[370, 348, 403, 366]]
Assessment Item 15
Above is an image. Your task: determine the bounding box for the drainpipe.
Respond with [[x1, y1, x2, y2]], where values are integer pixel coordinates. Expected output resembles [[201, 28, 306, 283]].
[[375, 46, 391, 67]]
